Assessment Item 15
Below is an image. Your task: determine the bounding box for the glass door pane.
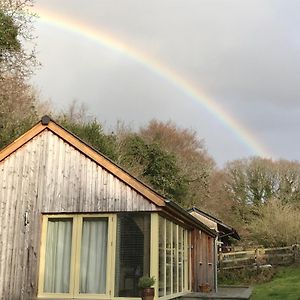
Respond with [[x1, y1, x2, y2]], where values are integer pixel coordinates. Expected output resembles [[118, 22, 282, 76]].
[[178, 227, 183, 292], [115, 214, 150, 297], [172, 224, 178, 294], [80, 218, 108, 294], [159, 217, 165, 297], [44, 218, 73, 293], [166, 220, 172, 295]]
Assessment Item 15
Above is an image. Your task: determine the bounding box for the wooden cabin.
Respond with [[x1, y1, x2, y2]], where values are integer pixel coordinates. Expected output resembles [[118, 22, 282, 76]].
[[0, 116, 217, 300], [188, 207, 240, 252]]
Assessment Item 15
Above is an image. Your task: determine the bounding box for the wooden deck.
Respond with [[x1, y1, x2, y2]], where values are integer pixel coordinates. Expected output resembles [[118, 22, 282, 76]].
[[180, 286, 253, 300]]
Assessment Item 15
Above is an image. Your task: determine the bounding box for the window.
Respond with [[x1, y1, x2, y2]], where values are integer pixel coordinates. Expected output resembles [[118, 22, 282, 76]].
[[38, 214, 113, 298], [114, 213, 150, 297], [158, 217, 189, 297]]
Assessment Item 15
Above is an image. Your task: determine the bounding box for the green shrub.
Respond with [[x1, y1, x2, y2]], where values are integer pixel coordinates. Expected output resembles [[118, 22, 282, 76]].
[[248, 199, 300, 247], [218, 267, 277, 285], [138, 276, 156, 289]]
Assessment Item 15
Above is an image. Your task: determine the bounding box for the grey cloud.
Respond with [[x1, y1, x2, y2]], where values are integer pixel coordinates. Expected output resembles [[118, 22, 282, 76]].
[[31, 0, 300, 164]]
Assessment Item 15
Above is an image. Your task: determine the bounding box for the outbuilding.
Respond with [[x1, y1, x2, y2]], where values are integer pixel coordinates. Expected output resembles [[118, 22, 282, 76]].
[[0, 116, 217, 300], [188, 207, 240, 252]]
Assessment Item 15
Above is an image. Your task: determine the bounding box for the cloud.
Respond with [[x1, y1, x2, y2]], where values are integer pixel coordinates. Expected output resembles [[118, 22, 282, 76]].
[[31, 0, 300, 164]]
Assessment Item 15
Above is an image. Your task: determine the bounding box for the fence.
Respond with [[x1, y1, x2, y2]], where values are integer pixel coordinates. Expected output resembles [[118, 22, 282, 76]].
[[218, 244, 300, 270]]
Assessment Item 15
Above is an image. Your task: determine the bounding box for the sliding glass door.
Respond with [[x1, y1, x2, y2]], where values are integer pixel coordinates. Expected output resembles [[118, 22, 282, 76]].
[[158, 217, 189, 298], [44, 218, 73, 293], [39, 215, 112, 298], [115, 213, 151, 297], [79, 218, 108, 294]]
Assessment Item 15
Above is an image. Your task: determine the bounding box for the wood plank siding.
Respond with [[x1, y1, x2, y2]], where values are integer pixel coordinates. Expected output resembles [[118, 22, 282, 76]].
[[191, 229, 215, 292], [0, 129, 157, 299]]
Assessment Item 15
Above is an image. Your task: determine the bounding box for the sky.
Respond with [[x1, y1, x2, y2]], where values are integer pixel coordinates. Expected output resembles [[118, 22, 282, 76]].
[[29, 0, 300, 165]]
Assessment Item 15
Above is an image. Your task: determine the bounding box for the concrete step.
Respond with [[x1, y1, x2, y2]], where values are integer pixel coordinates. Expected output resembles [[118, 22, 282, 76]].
[[181, 286, 253, 300]]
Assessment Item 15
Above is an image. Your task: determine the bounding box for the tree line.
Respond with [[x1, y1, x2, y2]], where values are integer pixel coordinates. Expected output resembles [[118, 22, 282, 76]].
[[1, 1, 299, 247]]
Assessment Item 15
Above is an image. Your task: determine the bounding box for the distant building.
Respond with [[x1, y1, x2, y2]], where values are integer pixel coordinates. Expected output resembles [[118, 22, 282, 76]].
[[188, 207, 240, 252]]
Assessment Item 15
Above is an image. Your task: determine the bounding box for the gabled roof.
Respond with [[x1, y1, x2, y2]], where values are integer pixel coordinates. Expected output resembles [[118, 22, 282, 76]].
[[188, 206, 240, 240], [0, 116, 165, 207], [0, 116, 217, 237]]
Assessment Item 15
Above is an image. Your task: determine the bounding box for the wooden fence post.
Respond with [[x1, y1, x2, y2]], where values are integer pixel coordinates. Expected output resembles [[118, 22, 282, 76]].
[[254, 248, 259, 267], [219, 252, 223, 270], [294, 244, 300, 264]]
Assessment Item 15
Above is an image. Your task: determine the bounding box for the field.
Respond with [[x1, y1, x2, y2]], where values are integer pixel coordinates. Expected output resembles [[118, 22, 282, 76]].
[[251, 266, 300, 300]]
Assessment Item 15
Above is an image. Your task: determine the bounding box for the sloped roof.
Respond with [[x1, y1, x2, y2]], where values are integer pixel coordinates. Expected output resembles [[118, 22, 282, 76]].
[[0, 116, 166, 207], [188, 206, 240, 240], [0, 116, 217, 237]]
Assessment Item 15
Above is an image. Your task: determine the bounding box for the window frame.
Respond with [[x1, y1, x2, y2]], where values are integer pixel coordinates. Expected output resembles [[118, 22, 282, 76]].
[[114, 213, 151, 298], [38, 214, 115, 299], [158, 216, 190, 299]]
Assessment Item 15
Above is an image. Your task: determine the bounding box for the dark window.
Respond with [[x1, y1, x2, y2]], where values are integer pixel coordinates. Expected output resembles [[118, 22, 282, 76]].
[[115, 213, 151, 297]]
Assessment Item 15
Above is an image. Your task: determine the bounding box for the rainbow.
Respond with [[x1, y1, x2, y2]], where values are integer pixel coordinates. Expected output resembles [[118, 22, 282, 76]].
[[32, 5, 271, 158]]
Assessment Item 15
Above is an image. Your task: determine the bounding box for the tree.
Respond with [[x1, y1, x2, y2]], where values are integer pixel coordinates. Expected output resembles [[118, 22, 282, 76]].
[[58, 116, 118, 161], [248, 198, 300, 247], [0, 10, 20, 58], [0, 1, 39, 149], [225, 158, 274, 206], [224, 157, 300, 225], [0, 75, 38, 149], [0, 0, 37, 77], [119, 134, 188, 203], [139, 120, 215, 206], [207, 170, 235, 218], [275, 159, 300, 205]]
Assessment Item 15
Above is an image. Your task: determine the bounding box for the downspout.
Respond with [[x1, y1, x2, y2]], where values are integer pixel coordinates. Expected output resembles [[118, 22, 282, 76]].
[[214, 236, 218, 292]]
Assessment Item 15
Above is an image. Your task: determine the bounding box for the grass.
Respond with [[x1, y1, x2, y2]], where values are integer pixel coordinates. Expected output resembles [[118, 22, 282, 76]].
[[251, 266, 300, 300]]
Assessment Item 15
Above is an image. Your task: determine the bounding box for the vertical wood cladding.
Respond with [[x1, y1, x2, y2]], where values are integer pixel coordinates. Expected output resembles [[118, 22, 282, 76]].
[[0, 129, 156, 299], [191, 229, 215, 292]]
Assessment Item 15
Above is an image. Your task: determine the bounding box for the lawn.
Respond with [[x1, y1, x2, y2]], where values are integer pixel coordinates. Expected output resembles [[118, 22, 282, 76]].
[[251, 266, 300, 300]]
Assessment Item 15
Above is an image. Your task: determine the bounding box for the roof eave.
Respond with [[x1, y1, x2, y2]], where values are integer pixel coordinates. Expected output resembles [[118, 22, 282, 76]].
[[188, 206, 240, 240], [166, 200, 217, 237]]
